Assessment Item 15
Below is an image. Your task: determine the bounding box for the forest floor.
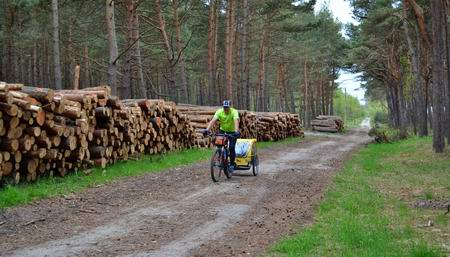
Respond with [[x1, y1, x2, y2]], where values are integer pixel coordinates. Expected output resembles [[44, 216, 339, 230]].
[[0, 128, 371, 257]]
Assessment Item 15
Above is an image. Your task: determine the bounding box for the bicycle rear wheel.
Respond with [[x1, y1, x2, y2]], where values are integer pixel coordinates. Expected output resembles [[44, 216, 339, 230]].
[[211, 149, 225, 182]]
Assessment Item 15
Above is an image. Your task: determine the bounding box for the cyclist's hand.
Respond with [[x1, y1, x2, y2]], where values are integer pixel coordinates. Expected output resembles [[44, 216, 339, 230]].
[[234, 131, 241, 137], [202, 129, 210, 136]]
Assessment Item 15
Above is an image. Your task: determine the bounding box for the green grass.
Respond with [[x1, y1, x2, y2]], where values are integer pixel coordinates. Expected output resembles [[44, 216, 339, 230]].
[[0, 136, 302, 209], [0, 149, 211, 209], [269, 137, 449, 257]]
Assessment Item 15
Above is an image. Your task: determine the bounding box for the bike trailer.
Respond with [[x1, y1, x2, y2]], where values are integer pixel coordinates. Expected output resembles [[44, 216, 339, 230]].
[[235, 138, 257, 169]]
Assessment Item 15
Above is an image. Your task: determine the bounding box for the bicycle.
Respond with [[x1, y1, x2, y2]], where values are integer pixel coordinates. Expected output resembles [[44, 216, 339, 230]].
[[207, 132, 238, 182]]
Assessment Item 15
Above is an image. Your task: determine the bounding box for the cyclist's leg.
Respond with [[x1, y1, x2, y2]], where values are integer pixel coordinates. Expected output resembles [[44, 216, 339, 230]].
[[228, 135, 238, 167]]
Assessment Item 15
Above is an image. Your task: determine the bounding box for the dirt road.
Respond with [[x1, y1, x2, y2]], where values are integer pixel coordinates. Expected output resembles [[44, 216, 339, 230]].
[[0, 128, 370, 257]]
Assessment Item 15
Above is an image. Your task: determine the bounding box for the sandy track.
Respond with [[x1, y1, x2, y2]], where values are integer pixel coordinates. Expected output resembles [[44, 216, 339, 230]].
[[0, 128, 370, 257]]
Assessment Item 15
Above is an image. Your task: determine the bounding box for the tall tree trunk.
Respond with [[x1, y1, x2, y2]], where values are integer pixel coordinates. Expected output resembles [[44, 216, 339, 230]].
[[330, 66, 336, 115], [124, 0, 146, 99], [276, 63, 282, 111], [17, 43, 23, 84], [386, 87, 396, 127], [415, 26, 428, 136], [430, 0, 447, 152], [240, 0, 250, 110], [135, 32, 147, 98], [172, 0, 189, 103], [257, 28, 268, 112], [276, 63, 288, 112], [43, 32, 50, 87], [32, 43, 38, 86], [207, 0, 219, 105], [106, 0, 119, 95], [264, 32, 272, 111], [155, 0, 177, 102], [402, 12, 428, 136], [304, 57, 310, 128], [320, 76, 325, 115], [2, 0, 14, 83], [283, 64, 290, 112], [52, 0, 62, 89], [66, 20, 74, 89], [225, 0, 236, 100], [398, 79, 408, 139], [444, 1, 450, 144], [122, 0, 135, 99], [83, 46, 91, 88]]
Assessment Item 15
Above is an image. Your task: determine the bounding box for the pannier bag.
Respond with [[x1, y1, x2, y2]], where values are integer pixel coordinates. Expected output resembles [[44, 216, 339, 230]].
[[214, 135, 227, 146]]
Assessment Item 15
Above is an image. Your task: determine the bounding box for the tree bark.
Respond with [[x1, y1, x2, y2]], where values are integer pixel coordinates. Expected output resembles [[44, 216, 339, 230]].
[[172, 0, 189, 103], [43, 32, 50, 88], [415, 25, 428, 136], [405, 0, 431, 48], [66, 19, 74, 89], [402, 10, 428, 136], [121, 0, 135, 99], [32, 43, 38, 86], [304, 57, 311, 128], [257, 28, 268, 112], [430, 0, 447, 152], [106, 0, 119, 96], [398, 78, 408, 139], [239, 0, 250, 110], [51, 0, 62, 89], [2, 0, 14, 83], [207, 0, 219, 105], [225, 0, 236, 100], [124, 0, 147, 99], [83, 46, 91, 88], [155, 0, 178, 102], [444, 1, 450, 144]]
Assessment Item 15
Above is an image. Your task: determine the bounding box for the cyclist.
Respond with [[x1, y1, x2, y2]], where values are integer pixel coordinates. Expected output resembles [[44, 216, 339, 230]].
[[205, 100, 240, 173]]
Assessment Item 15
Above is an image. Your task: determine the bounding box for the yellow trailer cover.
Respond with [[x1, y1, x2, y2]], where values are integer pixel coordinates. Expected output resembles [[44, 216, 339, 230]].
[[235, 138, 257, 167]]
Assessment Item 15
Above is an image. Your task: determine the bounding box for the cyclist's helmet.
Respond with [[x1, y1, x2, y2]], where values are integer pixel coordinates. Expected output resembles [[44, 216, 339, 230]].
[[223, 100, 231, 108]]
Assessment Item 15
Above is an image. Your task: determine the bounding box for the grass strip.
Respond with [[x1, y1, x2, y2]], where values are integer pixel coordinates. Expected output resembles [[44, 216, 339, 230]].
[[269, 136, 449, 257], [0, 137, 301, 209], [0, 149, 210, 209]]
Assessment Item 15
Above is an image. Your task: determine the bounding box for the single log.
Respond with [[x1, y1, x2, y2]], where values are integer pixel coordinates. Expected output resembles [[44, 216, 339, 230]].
[[0, 103, 19, 116], [0, 92, 13, 104], [0, 139, 19, 152], [20, 86, 54, 103]]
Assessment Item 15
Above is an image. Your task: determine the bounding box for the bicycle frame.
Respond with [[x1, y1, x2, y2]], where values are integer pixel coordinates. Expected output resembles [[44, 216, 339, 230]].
[[214, 133, 234, 167]]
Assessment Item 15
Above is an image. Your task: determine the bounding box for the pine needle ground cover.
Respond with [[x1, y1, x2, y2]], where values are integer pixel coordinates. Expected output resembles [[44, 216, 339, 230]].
[[270, 137, 450, 257]]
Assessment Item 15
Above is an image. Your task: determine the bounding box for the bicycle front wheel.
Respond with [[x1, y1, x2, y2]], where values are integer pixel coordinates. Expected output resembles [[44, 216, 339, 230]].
[[211, 149, 225, 182]]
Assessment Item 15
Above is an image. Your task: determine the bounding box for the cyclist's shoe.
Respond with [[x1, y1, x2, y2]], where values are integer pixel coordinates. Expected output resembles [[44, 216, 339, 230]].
[[228, 164, 235, 174]]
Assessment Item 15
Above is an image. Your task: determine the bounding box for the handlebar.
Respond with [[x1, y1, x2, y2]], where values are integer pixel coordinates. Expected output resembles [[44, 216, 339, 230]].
[[201, 129, 240, 138]]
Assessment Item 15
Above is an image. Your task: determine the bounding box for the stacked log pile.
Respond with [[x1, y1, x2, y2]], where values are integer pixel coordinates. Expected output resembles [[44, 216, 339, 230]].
[[0, 82, 195, 184], [0, 81, 302, 185], [255, 112, 304, 141], [177, 105, 303, 145], [311, 115, 344, 132]]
